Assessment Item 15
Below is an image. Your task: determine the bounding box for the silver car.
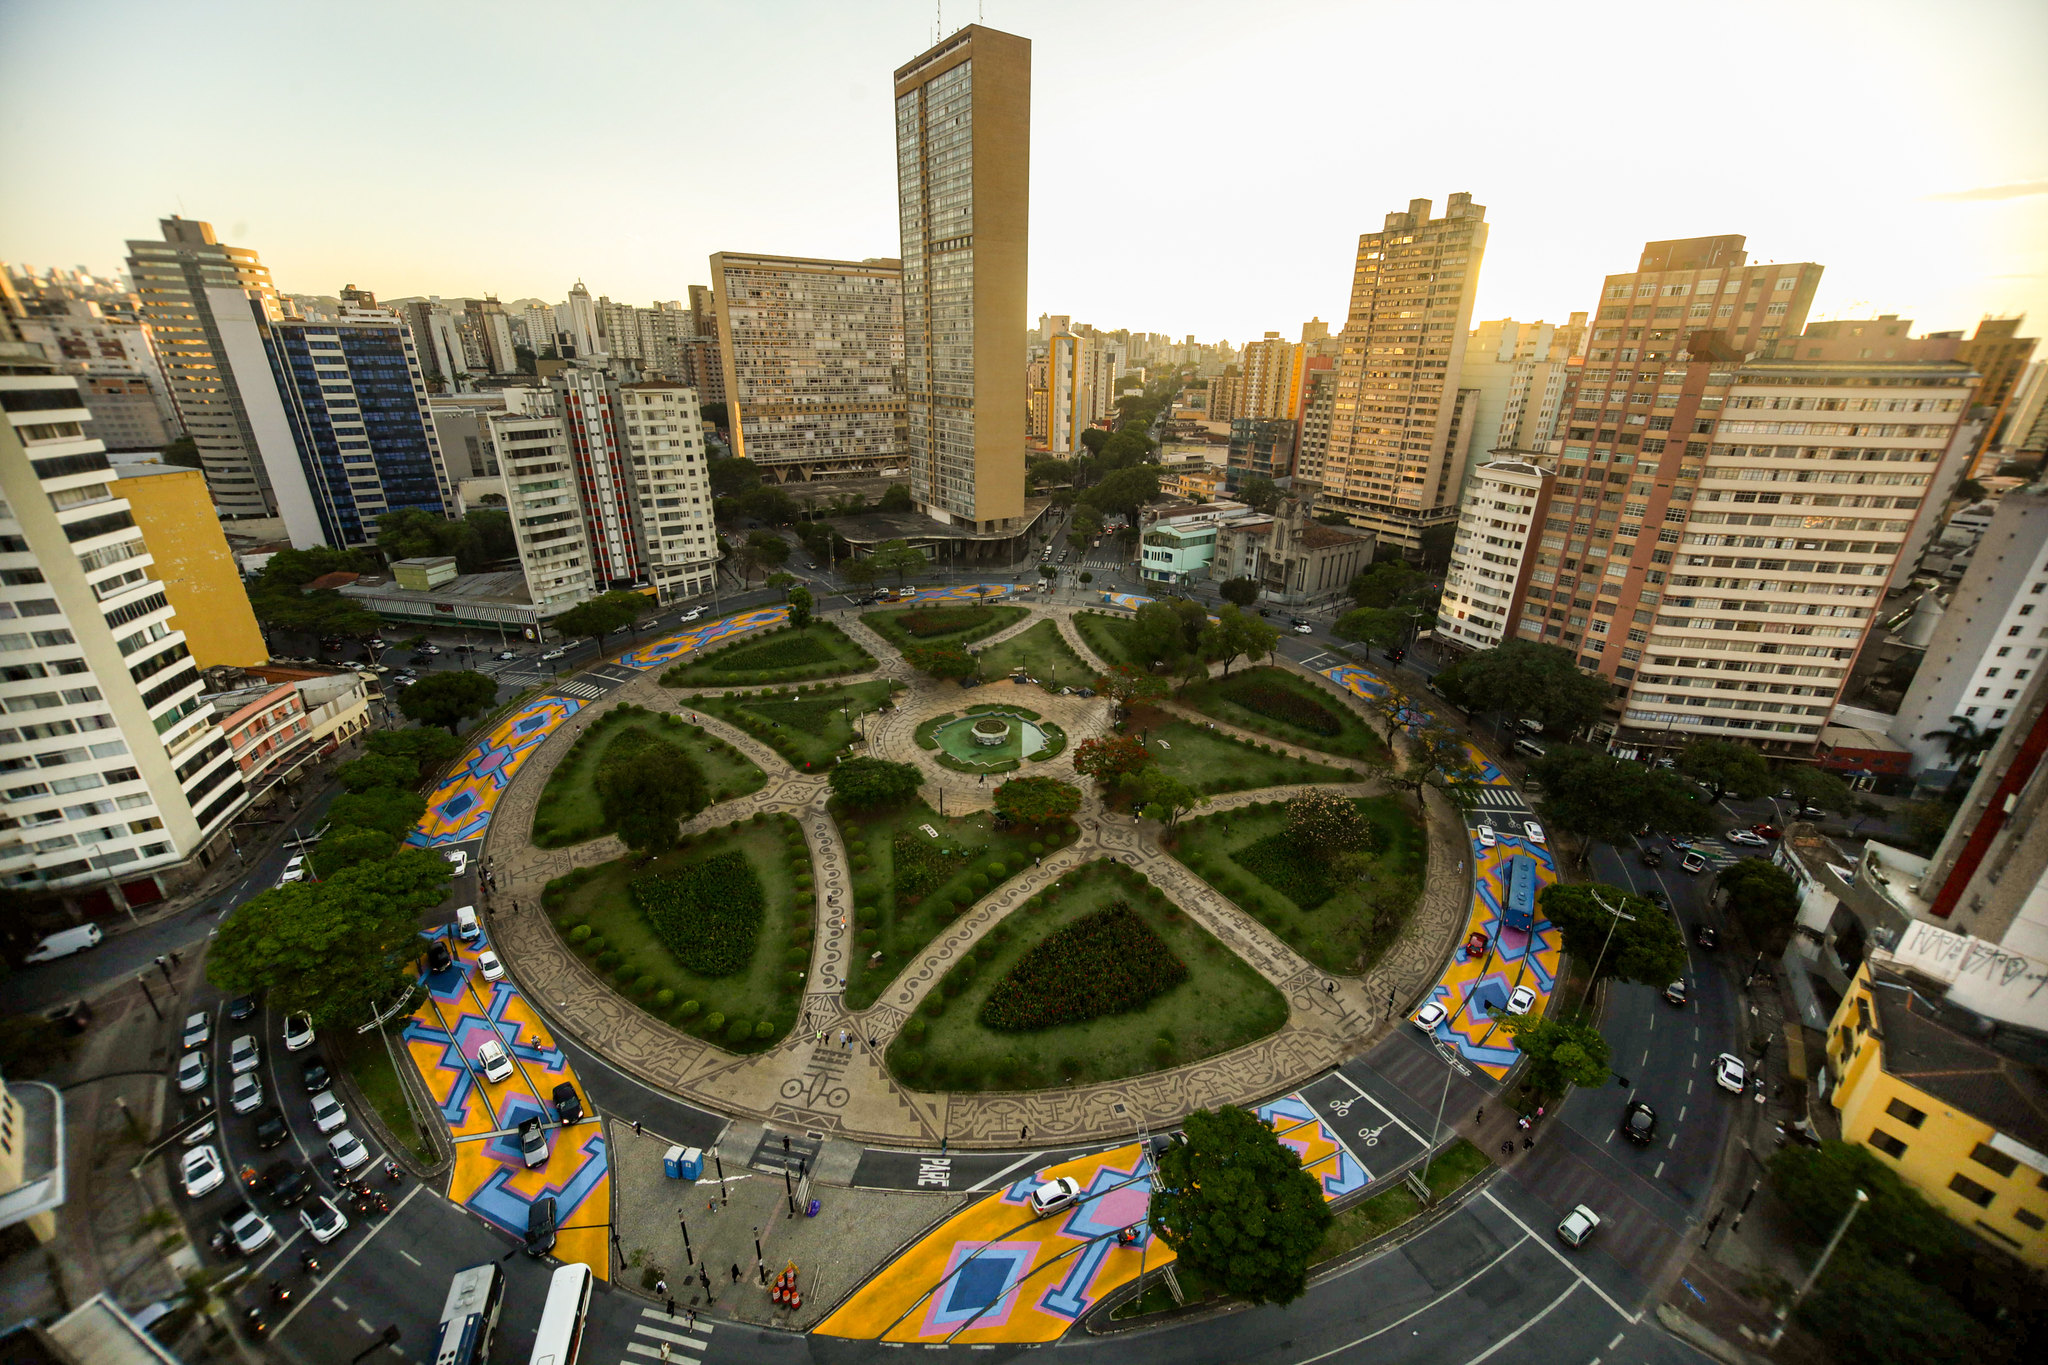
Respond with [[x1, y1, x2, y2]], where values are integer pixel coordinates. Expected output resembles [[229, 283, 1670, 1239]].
[[176, 1051, 209, 1093], [229, 1072, 263, 1114]]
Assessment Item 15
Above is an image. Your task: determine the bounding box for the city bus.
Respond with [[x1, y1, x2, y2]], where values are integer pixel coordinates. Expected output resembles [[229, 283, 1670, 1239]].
[[528, 1262, 595, 1365], [434, 1263, 504, 1365], [1503, 854, 1539, 933]]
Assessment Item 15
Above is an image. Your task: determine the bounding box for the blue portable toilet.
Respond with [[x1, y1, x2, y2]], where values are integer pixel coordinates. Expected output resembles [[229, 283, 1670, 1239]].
[[663, 1146, 705, 1180]]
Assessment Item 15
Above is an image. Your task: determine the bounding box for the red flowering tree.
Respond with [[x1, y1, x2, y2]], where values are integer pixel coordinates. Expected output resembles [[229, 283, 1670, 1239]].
[[1074, 734, 1151, 789]]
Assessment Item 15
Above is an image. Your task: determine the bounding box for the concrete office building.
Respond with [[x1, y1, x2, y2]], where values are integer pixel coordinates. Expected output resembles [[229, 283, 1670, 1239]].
[[1458, 316, 1584, 478], [1938, 316, 2037, 469], [894, 24, 1031, 530], [123, 217, 280, 518], [1318, 194, 1490, 555], [1047, 329, 1094, 456], [463, 297, 519, 374], [1225, 417, 1296, 491], [554, 365, 640, 586], [710, 252, 906, 482], [12, 303, 180, 443], [0, 349, 246, 911], [1437, 457, 1555, 651]]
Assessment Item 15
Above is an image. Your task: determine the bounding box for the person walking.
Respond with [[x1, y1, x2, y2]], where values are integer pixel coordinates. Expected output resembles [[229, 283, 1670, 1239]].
[[659, 1344, 671, 1363]]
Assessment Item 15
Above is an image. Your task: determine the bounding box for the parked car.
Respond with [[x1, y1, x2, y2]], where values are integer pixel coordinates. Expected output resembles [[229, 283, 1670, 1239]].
[[177, 1051, 209, 1094], [525, 1195, 558, 1256], [1474, 825, 1497, 849], [182, 1012, 211, 1050], [1621, 1102, 1657, 1147], [1556, 1204, 1601, 1247], [476, 1039, 514, 1083], [226, 996, 258, 1022], [1463, 930, 1490, 957], [228, 1034, 260, 1075], [1506, 984, 1538, 1015], [302, 1059, 332, 1092], [181, 1144, 225, 1198], [1712, 1052, 1748, 1093], [252, 1108, 289, 1150], [278, 855, 307, 885], [1523, 820, 1547, 845], [301, 1196, 350, 1245], [1029, 1177, 1082, 1216], [269, 1162, 312, 1207], [426, 939, 453, 973], [329, 1130, 370, 1172], [229, 1073, 263, 1114], [282, 1012, 315, 1052]]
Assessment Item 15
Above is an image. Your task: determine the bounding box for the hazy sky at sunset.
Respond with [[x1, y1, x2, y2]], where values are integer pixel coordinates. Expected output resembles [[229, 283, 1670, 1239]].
[[3, 0, 2043, 343]]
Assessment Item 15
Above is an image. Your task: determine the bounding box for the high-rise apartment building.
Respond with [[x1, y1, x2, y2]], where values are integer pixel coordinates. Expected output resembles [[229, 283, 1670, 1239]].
[[1937, 317, 2038, 469], [1458, 316, 1585, 484], [710, 252, 906, 481], [1437, 458, 1555, 652], [1207, 368, 1240, 425], [617, 379, 718, 600], [562, 282, 602, 359], [489, 402, 596, 611], [554, 365, 639, 586], [0, 348, 246, 908], [114, 465, 268, 668], [463, 297, 518, 374], [124, 218, 279, 518], [1237, 332, 1305, 421], [1047, 330, 1094, 455], [894, 24, 1030, 530], [1320, 194, 1490, 555], [12, 303, 180, 447], [520, 302, 559, 358], [1294, 364, 1339, 482]]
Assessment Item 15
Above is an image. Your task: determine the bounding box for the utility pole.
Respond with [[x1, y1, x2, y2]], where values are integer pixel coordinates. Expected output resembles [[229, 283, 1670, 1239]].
[[1768, 1188, 1866, 1345], [1578, 888, 1637, 1009]]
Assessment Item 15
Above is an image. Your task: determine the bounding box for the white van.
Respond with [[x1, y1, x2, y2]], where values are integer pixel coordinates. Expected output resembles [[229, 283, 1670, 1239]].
[[454, 906, 481, 941], [25, 924, 103, 963], [1513, 738, 1548, 760]]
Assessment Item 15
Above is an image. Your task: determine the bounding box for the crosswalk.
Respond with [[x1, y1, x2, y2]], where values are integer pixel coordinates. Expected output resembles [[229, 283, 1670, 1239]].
[[1468, 787, 1529, 811], [750, 1128, 822, 1175], [618, 1306, 713, 1364], [553, 678, 609, 699]]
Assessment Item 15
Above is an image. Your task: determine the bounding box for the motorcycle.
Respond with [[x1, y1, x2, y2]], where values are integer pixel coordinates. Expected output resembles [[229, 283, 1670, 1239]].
[[243, 1307, 269, 1338], [300, 1248, 323, 1276], [269, 1279, 292, 1307], [384, 1158, 403, 1185]]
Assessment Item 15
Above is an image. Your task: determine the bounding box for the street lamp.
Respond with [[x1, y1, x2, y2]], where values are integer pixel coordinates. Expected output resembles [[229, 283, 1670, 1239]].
[[1577, 888, 1638, 1010], [1767, 1188, 1866, 1345]]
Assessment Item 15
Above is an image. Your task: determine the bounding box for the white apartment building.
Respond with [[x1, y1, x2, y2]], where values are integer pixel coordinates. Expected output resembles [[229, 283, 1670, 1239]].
[[619, 380, 719, 600], [490, 403, 597, 612], [0, 350, 245, 909], [1438, 458, 1552, 651], [1048, 331, 1093, 456], [1457, 317, 1584, 486]]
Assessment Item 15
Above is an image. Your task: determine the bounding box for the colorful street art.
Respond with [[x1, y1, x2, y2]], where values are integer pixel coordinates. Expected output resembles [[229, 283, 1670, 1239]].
[[1095, 591, 1219, 623], [402, 926, 610, 1280], [817, 1096, 1367, 1343], [896, 583, 1020, 604], [1319, 662, 1508, 786], [407, 697, 583, 847], [616, 606, 788, 672]]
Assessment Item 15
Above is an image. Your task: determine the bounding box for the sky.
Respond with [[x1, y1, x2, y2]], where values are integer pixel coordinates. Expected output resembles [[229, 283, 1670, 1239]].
[[3, 0, 2045, 345]]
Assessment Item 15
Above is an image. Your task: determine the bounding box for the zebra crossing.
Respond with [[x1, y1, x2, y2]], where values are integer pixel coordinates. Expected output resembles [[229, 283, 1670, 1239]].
[[552, 678, 610, 699], [1678, 836, 1742, 869], [1468, 787, 1530, 811], [618, 1305, 713, 1363]]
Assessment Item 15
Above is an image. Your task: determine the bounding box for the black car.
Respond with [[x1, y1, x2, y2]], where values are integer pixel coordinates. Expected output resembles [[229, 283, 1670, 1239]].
[[302, 1059, 331, 1092], [525, 1195, 557, 1256], [252, 1107, 289, 1150], [1695, 924, 1719, 950], [426, 939, 453, 973], [226, 996, 258, 1022], [268, 1162, 312, 1207], [1638, 848, 1664, 869], [1622, 1101, 1657, 1146], [551, 1082, 583, 1126]]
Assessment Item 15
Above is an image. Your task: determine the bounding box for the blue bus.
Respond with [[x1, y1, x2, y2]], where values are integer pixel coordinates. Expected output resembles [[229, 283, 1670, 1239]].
[[434, 1263, 503, 1365], [1503, 855, 1539, 933]]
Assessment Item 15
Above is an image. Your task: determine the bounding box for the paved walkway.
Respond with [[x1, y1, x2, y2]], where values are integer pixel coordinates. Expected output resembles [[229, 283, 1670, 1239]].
[[481, 600, 1473, 1149]]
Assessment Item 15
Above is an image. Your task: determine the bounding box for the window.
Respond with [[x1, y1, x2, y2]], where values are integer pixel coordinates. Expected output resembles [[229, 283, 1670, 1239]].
[[1868, 1129, 1909, 1160], [2017, 1208, 2046, 1232], [1885, 1098, 1926, 1128], [1948, 1172, 1995, 1208], [1970, 1143, 2019, 1179]]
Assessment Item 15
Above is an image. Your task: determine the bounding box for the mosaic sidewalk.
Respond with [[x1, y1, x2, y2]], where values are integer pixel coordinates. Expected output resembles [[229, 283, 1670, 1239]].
[[400, 926, 610, 1279], [408, 696, 583, 846], [814, 1094, 1367, 1343]]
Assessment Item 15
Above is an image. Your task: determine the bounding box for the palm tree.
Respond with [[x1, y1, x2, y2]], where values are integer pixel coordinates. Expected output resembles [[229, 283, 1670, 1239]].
[[1923, 715, 2002, 774]]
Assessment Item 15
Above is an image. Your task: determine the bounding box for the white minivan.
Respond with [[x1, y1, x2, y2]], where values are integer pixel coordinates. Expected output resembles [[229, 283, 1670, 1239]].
[[24, 924, 103, 963]]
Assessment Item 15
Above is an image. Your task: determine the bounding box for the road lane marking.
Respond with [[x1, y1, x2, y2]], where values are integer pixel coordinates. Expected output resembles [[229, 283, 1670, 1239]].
[[331, 1295, 348, 1312], [272, 1181, 425, 1339], [1655, 1162, 1665, 1179], [963, 1151, 1045, 1193], [1480, 1190, 1640, 1324], [1456, 1282, 1575, 1365], [1678, 1107, 1687, 1122], [399, 1249, 421, 1266], [1330, 1069, 1429, 1146], [1293, 1234, 1529, 1362], [633, 1324, 710, 1348], [357, 1318, 375, 1333], [1610, 1331, 1626, 1349]]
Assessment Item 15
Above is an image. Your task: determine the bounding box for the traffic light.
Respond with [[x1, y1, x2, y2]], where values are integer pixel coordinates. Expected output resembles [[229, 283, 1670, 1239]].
[[1389, 648, 1405, 666]]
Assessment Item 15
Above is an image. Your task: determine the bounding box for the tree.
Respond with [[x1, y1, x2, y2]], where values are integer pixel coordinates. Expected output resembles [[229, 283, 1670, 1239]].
[[1199, 606, 1278, 676], [829, 757, 924, 809], [841, 557, 879, 588], [1417, 523, 1456, 573], [1081, 465, 1161, 521], [310, 826, 399, 879], [1128, 598, 1205, 665], [1095, 663, 1170, 710], [1779, 764, 1854, 814], [1137, 767, 1206, 829], [1149, 1105, 1332, 1306], [1411, 723, 1488, 813], [595, 741, 708, 855], [1078, 427, 1111, 457], [1363, 681, 1418, 748], [161, 435, 203, 469], [1454, 640, 1610, 735], [707, 455, 760, 497], [1348, 561, 1431, 610], [1286, 790, 1372, 858], [699, 401, 729, 430], [1953, 478, 1988, 504], [905, 644, 977, 681], [0, 1012, 74, 1077], [395, 669, 499, 734], [1796, 1249, 1982, 1365], [1922, 715, 2001, 775], [1492, 1013, 1612, 1093], [993, 776, 1082, 826], [376, 507, 467, 563], [1528, 746, 1713, 847], [1679, 739, 1771, 801], [741, 487, 801, 526], [1769, 1141, 1964, 1271], [1237, 475, 1281, 512], [335, 752, 417, 793], [325, 786, 428, 841], [1219, 577, 1259, 608], [1536, 883, 1687, 985], [740, 531, 791, 581], [786, 585, 813, 631], [1718, 857, 1801, 941], [1074, 734, 1150, 788], [871, 539, 928, 585], [551, 590, 652, 652], [878, 483, 915, 512], [367, 727, 462, 773], [1039, 564, 1059, 582], [1334, 607, 1405, 653]]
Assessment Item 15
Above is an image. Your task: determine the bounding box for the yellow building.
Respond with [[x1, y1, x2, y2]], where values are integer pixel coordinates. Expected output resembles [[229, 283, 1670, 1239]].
[[1825, 959, 2048, 1266], [115, 465, 267, 667], [1164, 464, 1224, 501]]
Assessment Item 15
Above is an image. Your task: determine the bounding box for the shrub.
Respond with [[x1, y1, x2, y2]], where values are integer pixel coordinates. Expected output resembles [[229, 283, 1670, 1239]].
[[629, 850, 766, 976], [1215, 676, 1344, 736], [979, 902, 1189, 1032], [892, 832, 967, 899], [568, 924, 592, 943], [702, 1011, 726, 1035], [753, 1020, 776, 1040], [726, 1017, 754, 1044], [655, 988, 675, 1008], [678, 999, 701, 1018], [1236, 831, 1340, 908]]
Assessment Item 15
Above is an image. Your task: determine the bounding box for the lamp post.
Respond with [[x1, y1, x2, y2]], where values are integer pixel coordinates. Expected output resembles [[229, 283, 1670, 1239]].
[[1767, 1189, 1866, 1345], [1578, 889, 1638, 1010]]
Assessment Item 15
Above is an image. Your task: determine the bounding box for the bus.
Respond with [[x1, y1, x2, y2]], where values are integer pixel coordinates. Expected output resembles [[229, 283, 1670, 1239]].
[[434, 1264, 504, 1365], [528, 1263, 595, 1365], [1503, 855, 1539, 933]]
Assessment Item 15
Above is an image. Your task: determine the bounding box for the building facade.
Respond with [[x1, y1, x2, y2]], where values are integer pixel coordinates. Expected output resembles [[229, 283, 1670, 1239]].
[[710, 252, 906, 482], [489, 404, 597, 611], [208, 680, 310, 792], [1457, 316, 1583, 482], [1211, 481, 1376, 606], [893, 24, 1031, 530], [1224, 417, 1296, 492], [617, 379, 719, 600], [1943, 316, 2037, 469], [113, 465, 267, 667], [1437, 458, 1554, 651], [1236, 332, 1304, 422], [1047, 330, 1095, 456]]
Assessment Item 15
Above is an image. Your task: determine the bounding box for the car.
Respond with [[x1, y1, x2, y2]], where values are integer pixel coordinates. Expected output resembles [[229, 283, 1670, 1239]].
[[226, 996, 257, 1022], [539, 646, 569, 661], [1777, 788, 1797, 801], [1474, 825, 1497, 849], [444, 849, 469, 877], [1712, 1052, 1747, 1093], [1293, 623, 1313, 635], [455, 906, 480, 941], [181, 1144, 225, 1198], [1750, 823, 1783, 840], [1412, 1000, 1448, 1033], [180, 1100, 216, 1146], [252, 1107, 289, 1150], [552, 1082, 583, 1125], [366, 637, 387, 650], [525, 1195, 558, 1256], [23, 923, 104, 962], [426, 939, 453, 973], [298, 1086, 346, 1134], [1638, 848, 1664, 869], [1556, 1204, 1601, 1247], [269, 1162, 312, 1207], [419, 644, 441, 655], [301, 1196, 350, 1244], [679, 607, 703, 622], [409, 653, 433, 666], [329, 1130, 370, 1172], [1680, 850, 1709, 874], [282, 1012, 315, 1052], [1663, 980, 1688, 1007], [228, 1034, 259, 1075], [476, 1039, 514, 1083], [182, 1012, 211, 1050], [1725, 829, 1768, 848], [1647, 887, 1669, 906], [302, 1058, 332, 1092], [177, 1051, 209, 1094], [220, 1204, 276, 1255], [519, 1117, 550, 1168], [1523, 820, 1546, 845], [1290, 617, 1311, 629], [395, 675, 418, 688], [476, 949, 505, 982], [1463, 930, 1490, 956], [230, 1073, 263, 1114], [1029, 1176, 1082, 1216], [278, 854, 307, 885], [1621, 1102, 1657, 1146], [494, 650, 518, 661], [1695, 924, 1719, 950], [1506, 984, 1538, 1015]]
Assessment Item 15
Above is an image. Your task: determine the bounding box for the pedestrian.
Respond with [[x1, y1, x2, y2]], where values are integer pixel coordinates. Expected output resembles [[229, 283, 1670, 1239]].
[[660, 1344, 671, 1363], [940, 1136, 948, 1155], [1536, 1106, 1545, 1119], [655, 1277, 668, 1297], [1522, 1136, 1533, 1150], [1020, 1125, 1029, 1144], [666, 1294, 675, 1315], [1475, 1106, 1484, 1124], [1501, 1140, 1514, 1157], [782, 1134, 791, 1153], [730, 1263, 742, 1284], [170, 950, 182, 965], [634, 1119, 643, 1137]]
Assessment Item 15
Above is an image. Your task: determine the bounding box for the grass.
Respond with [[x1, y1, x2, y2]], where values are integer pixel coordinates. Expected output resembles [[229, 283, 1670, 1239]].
[[1074, 610, 1148, 669], [1169, 795, 1426, 974], [862, 603, 1029, 654], [972, 619, 1092, 686], [695, 679, 902, 771], [1179, 667, 1391, 765], [337, 1025, 432, 1163], [530, 703, 765, 848], [544, 814, 810, 1051], [887, 859, 1288, 1091], [837, 799, 1076, 1011], [1128, 712, 1358, 795], [657, 621, 874, 687]]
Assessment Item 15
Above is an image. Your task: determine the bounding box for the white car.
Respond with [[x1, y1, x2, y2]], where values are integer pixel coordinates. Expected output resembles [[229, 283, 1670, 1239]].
[[278, 854, 307, 885], [476, 1039, 515, 1083], [1474, 825, 1497, 849], [229, 1072, 263, 1114], [309, 1090, 347, 1134], [177, 1051, 209, 1093], [330, 1129, 370, 1172], [181, 1144, 225, 1198], [300, 1196, 349, 1245], [444, 849, 468, 877], [1029, 1176, 1081, 1216], [1293, 623, 1313, 635], [1506, 984, 1538, 1015], [1412, 1000, 1448, 1034], [494, 650, 518, 661], [476, 949, 505, 982], [1725, 829, 1768, 848], [1712, 1052, 1748, 1094], [1557, 1204, 1601, 1247], [283, 1012, 315, 1052], [1523, 820, 1547, 845], [540, 646, 569, 661], [228, 1034, 260, 1075], [182, 1012, 210, 1050], [221, 1204, 276, 1255], [679, 607, 703, 622]]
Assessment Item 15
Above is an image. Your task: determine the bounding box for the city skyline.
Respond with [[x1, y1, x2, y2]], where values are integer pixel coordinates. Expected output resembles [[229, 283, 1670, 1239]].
[[3, 0, 2044, 342]]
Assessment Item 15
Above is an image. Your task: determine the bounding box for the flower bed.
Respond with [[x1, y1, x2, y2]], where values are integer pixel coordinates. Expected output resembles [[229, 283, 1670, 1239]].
[[1179, 667, 1391, 764], [659, 622, 873, 688], [862, 603, 1027, 654], [630, 850, 764, 976], [1232, 831, 1338, 909], [979, 902, 1189, 1031], [1216, 677, 1342, 735]]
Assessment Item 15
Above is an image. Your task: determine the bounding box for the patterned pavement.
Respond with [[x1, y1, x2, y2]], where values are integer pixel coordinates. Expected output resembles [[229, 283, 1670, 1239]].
[[615, 605, 788, 672], [407, 696, 584, 847], [402, 925, 610, 1279]]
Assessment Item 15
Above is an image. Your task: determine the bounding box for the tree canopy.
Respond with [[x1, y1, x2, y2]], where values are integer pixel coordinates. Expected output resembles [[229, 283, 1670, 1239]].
[[992, 776, 1082, 825], [1493, 1013, 1612, 1093], [708, 455, 760, 497], [1079, 465, 1161, 520], [1348, 561, 1435, 611], [829, 757, 924, 809], [1136, 767, 1205, 829], [871, 539, 928, 585], [1451, 640, 1610, 735], [1095, 663, 1170, 709], [1236, 475, 1281, 512], [1719, 857, 1801, 941], [1218, 577, 1259, 607], [878, 483, 915, 512], [1199, 605, 1278, 676], [335, 751, 417, 794], [551, 590, 652, 648], [1527, 746, 1714, 846], [905, 643, 977, 681], [325, 785, 428, 842], [594, 739, 708, 855], [310, 826, 400, 880], [1073, 734, 1150, 788], [786, 585, 813, 631], [1127, 598, 1208, 666], [1536, 882, 1687, 985], [1149, 1105, 1333, 1306], [394, 669, 499, 734], [1678, 739, 1771, 801]]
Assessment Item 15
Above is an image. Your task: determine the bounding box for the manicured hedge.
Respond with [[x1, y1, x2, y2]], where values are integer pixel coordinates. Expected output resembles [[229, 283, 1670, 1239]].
[[1234, 831, 1338, 909], [979, 902, 1189, 1031], [630, 850, 764, 976], [707, 632, 841, 672], [900, 605, 993, 638], [892, 831, 966, 901], [1217, 677, 1342, 736]]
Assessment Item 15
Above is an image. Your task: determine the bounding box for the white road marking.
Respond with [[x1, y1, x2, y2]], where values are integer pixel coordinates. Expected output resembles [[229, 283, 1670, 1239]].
[[399, 1249, 421, 1266], [1655, 1162, 1665, 1179], [963, 1151, 1045, 1193], [1295, 1234, 1531, 1362], [1330, 1069, 1430, 1146], [1481, 1190, 1641, 1324], [330, 1296, 348, 1312], [1679, 1106, 1687, 1122], [1667, 1133, 1677, 1149], [272, 1181, 425, 1339], [634, 1323, 710, 1348], [1455, 1282, 1576, 1365], [1610, 1331, 1627, 1349], [358, 1318, 375, 1333]]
